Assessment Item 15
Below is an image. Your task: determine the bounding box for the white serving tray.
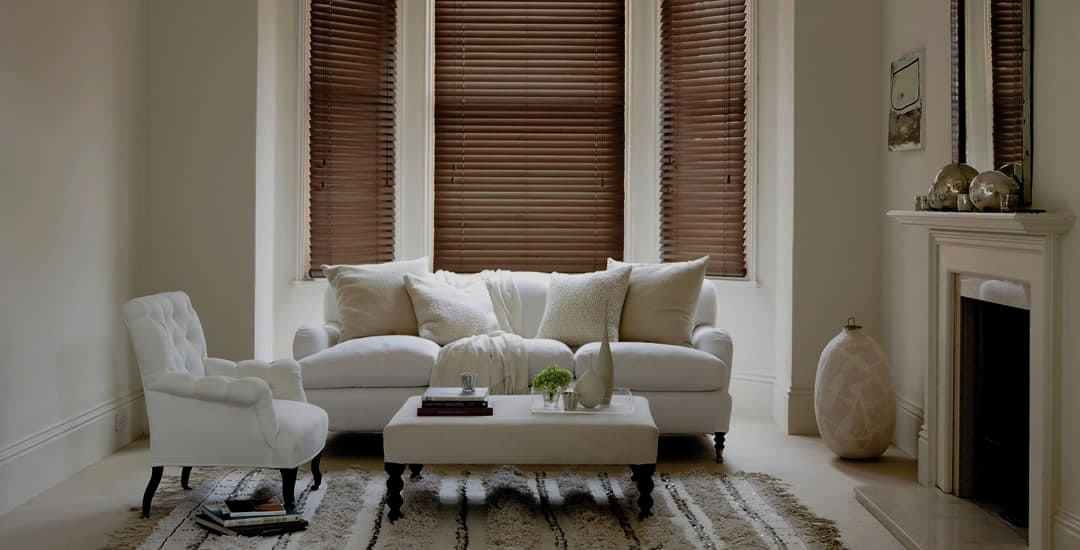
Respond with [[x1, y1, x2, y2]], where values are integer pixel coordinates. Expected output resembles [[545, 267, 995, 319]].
[[530, 388, 635, 415]]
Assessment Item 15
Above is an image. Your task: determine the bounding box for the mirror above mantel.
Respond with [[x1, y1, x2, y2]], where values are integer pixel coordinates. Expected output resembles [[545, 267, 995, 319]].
[[952, 0, 1033, 205]]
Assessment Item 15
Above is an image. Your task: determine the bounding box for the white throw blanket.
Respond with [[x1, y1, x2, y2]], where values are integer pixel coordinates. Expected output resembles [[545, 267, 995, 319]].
[[428, 270, 529, 394]]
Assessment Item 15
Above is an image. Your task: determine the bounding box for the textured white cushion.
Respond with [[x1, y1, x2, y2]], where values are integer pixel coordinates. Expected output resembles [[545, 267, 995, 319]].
[[535, 266, 631, 347], [322, 257, 430, 341], [300, 335, 440, 389], [574, 341, 729, 392], [403, 273, 500, 345], [607, 257, 708, 346], [523, 338, 575, 382], [384, 395, 658, 465]]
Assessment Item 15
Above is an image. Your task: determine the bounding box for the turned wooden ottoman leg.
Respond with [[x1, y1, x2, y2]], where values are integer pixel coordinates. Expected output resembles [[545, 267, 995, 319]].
[[408, 464, 423, 480], [630, 464, 656, 520], [385, 462, 406, 522]]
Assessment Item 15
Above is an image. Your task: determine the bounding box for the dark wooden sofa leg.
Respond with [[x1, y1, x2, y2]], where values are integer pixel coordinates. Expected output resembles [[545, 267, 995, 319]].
[[311, 451, 323, 490], [142, 466, 164, 518], [714, 432, 726, 463], [180, 466, 192, 490], [280, 468, 298, 509]]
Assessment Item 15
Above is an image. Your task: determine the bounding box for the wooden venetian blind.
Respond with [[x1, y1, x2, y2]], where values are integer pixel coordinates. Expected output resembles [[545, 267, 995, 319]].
[[307, 0, 396, 277], [989, 0, 1024, 167], [433, 0, 626, 273], [660, 0, 748, 278]]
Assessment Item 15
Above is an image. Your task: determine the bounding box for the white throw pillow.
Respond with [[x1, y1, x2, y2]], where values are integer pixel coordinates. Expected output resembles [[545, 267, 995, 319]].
[[403, 273, 500, 345], [323, 257, 430, 341], [536, 266, 632, 347], [607, 256, 708, 346]]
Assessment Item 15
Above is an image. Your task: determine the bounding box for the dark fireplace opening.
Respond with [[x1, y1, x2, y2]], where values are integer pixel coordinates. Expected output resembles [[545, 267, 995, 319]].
[[957, 296, 1030, 529]]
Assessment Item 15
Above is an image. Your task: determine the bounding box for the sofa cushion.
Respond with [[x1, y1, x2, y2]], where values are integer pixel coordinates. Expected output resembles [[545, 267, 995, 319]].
[[300, 335, 439, 389], [536, 266, 631, 346], [404, 273, 499, 345], [607, 256, 708, 346], [323, 257, 430, 341], [574, 342, 729, 392], [523, 338, 575, 383]]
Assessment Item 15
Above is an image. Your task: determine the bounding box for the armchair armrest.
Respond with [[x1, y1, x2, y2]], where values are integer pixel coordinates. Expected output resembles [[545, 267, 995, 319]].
[[293, 322, 341, 360], [144, 371, 279, 450], [204, 358, 307, 402], [693, 325, 734, 387]]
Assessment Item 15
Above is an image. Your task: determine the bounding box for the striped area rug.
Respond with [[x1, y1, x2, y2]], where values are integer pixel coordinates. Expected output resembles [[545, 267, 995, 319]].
[[102, 466, 845, 549]]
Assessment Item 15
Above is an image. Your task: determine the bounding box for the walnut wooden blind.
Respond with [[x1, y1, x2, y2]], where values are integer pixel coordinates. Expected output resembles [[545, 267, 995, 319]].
[[989, 0, 1024, 168], [307, 0, 396, 277], [660, 0, 748, 278], [433, 0, 626, 273]]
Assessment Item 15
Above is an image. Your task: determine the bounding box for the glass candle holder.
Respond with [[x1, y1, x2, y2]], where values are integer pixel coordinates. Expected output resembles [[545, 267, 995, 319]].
[[957, 193, 973, 212]]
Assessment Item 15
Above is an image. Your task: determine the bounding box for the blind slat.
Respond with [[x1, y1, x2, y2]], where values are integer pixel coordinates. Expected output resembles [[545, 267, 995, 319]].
[[660, 0, 748, 277], [433, 0, 625, 274], [990, 0, 1025, 168], [308, 0, 397, 277]]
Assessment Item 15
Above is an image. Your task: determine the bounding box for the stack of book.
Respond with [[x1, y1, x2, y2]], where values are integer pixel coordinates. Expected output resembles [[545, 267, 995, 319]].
[[194, 497, 307, 537], [419, 387, 492, 416]]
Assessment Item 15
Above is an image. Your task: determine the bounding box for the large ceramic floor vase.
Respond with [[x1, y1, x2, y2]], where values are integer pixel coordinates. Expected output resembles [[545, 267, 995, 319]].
[[813, 318, 895, 459], [577, 309, 615, 408]]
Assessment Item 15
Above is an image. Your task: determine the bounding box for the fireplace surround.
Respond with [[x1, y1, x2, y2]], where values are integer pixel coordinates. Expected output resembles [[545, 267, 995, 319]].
[[885, 210, 1074, 549]]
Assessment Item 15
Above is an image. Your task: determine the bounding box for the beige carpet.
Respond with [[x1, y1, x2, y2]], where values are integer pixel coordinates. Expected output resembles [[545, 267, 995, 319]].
[[102, 465, 846, 549]]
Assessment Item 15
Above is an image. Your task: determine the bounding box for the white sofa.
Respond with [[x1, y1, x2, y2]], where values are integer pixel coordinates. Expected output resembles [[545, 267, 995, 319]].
[[293, 271, 733, 461]]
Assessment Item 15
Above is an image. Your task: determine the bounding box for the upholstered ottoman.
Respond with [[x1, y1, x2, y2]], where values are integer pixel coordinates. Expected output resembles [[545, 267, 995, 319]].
[[382, 395, 659, 521]]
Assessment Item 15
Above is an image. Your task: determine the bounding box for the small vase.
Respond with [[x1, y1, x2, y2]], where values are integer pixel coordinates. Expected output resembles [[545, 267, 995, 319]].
[[575, 364, 604, 409], [542, 389, 559, 408], [598, 308, 615, 405]]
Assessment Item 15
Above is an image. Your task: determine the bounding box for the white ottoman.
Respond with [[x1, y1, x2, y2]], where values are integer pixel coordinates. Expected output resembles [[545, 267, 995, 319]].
[[383, 395, 659, 521]]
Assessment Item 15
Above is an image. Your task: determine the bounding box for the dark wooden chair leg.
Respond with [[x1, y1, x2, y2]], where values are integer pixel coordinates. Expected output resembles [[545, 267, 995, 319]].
[[714, 432, 727, 463], [385, 462, 406, 522], [142, 466, 164, 518], [311, 451, 323, 490], [280, 468, 298, 510], [408, 464, 423, 480], [630, 464, 656, 520], [180, 466, 192, 490]]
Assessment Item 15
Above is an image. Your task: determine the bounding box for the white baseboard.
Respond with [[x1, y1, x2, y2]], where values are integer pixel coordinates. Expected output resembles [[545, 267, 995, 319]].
[[1056, 508, 1080, 549], [894, 395, 923, 458], [0, 390, 147, 515], [730, 370, 774, 419]]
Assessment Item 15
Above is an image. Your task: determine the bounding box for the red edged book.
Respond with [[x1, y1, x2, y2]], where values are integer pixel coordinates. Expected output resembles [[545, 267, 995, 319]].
[[417, 406, 493, 417]]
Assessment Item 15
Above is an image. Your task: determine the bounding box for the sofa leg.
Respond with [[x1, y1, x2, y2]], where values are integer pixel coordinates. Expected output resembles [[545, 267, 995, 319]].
[[714, 432, 726, 463], [180, 467, 192, 490], [142, 466, 164, 518], [280, 468, 298, 510], [311, 451, 323, 491]]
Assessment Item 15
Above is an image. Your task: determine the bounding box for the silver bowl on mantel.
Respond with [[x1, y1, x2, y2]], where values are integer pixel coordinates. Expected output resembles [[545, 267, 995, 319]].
[[929, 163, 978, 210], [969, 170, 1021, 212]]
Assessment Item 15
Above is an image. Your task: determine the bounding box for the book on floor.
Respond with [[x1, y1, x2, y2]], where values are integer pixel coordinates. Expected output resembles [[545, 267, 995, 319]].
[[200, 505, 302, 527], [194, 513, 308, 537], [223, 497, 286, 518], [422, 387, 488, 402], [417, 406, 493, 417]]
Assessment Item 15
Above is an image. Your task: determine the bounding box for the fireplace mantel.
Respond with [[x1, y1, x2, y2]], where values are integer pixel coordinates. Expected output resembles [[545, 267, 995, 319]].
[[887, 210, 1075, 235], [882, 209, 1073, 549]]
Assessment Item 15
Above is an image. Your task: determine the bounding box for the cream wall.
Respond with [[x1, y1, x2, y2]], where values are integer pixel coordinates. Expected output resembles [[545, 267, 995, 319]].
[[140, 0, 260, 361], [880, 0, 1080, 544], [0, 0, 147, 515]]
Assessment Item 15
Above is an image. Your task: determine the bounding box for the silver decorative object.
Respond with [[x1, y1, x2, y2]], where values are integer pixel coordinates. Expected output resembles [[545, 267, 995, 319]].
[[1000, 193, 1019, 213], [957, 193, 973, 212], [915, 195, 930, 211], [460, 372, 478, 393], [969, 170, 1021, 212], [561, 390, 578, 410], [930, 163, 979, 210], [998, 162, 1024, 201], [926, 183, 944, 210]]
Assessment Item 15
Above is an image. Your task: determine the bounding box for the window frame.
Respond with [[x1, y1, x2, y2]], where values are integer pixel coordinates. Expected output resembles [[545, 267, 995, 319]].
[[296, 0, 757, 284]]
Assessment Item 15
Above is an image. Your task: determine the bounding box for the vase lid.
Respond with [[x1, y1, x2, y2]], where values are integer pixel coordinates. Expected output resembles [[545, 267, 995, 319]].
[[843, 317, 862, 331]]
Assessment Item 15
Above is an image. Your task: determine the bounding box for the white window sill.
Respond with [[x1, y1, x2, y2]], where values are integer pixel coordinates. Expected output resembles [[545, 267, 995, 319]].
[[706, 276, 761, 289]]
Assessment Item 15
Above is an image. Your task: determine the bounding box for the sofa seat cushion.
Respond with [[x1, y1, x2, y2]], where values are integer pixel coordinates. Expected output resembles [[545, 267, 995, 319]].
[[300, 335, 439, 389], [574, 342, 728, 392], [523, 338, 575, 383]]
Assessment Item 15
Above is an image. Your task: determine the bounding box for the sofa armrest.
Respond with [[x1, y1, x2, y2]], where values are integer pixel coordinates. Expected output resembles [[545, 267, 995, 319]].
[[293, 323, 341, 360], [204, 358, 308, 403], [693, 325, 733, 387]]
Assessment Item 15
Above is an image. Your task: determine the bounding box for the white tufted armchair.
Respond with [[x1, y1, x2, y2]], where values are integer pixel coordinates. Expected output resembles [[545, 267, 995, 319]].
[[123, 292, 328, 517]]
